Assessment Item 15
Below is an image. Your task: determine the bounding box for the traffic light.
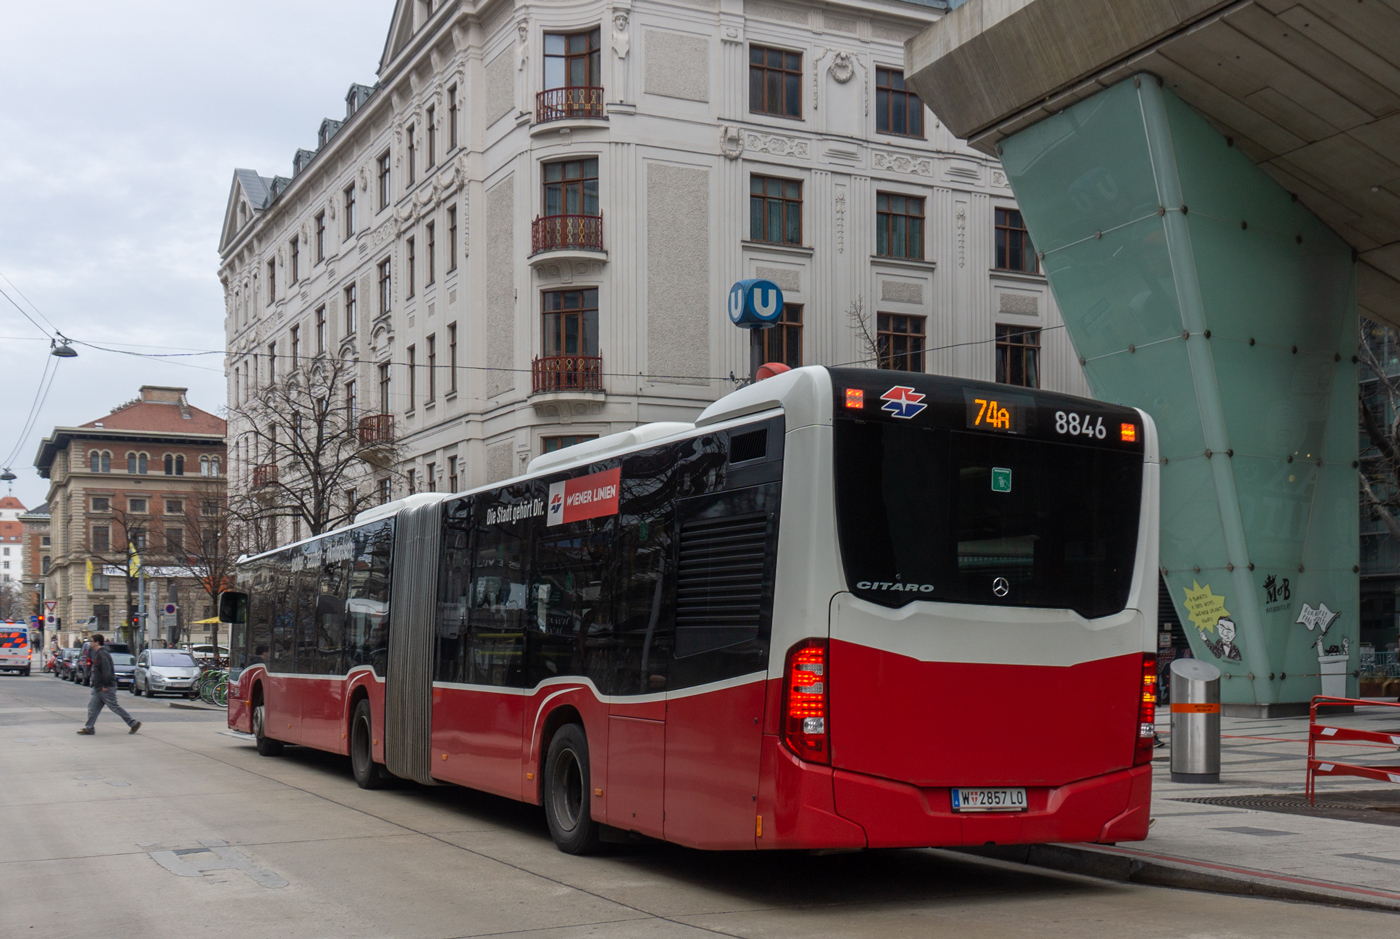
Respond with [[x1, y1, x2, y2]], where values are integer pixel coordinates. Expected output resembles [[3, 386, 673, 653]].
[[131, 613, 140, 627]]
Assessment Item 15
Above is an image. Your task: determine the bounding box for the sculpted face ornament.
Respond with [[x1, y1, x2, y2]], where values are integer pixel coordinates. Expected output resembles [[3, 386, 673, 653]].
[[992, 577, 1010, 598]]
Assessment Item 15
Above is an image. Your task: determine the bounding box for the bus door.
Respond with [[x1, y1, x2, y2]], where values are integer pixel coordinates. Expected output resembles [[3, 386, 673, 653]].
[[663, 483, 780, 849]]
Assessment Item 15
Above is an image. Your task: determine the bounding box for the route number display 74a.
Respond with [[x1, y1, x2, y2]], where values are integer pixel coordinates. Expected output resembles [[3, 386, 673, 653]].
[[1055, 410, 1106, 439]]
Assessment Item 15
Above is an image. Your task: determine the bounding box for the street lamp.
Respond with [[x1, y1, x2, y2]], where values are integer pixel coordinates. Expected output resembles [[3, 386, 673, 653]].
[[0, 468, 15, 482], [50, 338, 77, 358]]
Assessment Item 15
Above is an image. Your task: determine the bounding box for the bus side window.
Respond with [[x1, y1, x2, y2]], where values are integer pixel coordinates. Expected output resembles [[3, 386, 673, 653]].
[[346, 521, 393, 676], [466, 487, 530, 688], [316, 549, 349, 675], [529, 514, 612, 687], [293, 560, 318, 674], [435, 498, 473, 684], [270, 558, 296, 673], [248, 563, 272, 668]]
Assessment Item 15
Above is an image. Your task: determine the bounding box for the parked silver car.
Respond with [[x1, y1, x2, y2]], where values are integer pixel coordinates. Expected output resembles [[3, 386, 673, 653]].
[[132, 649, 201, 698]]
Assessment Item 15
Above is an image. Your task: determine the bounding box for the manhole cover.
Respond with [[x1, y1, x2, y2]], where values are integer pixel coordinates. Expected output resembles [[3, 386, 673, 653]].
[[1176, 790, 1400, 827]]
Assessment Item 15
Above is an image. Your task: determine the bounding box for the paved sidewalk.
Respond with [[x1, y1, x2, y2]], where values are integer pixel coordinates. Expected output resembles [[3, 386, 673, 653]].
[[982, 701, 1400, 911]]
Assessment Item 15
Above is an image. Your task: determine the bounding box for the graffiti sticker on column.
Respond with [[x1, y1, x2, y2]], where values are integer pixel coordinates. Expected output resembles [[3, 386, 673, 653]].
[[1297, 602, 1347, 656], [1182, 580, 1241, 661]]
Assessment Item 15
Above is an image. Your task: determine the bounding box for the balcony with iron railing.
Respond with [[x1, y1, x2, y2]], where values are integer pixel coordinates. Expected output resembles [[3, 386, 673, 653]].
[[358, 413, 395, 447], [535, 86, 605, 124], [532, 354, 604, 397], [251, 464, 278, 488], [531, 214, 604, 258]]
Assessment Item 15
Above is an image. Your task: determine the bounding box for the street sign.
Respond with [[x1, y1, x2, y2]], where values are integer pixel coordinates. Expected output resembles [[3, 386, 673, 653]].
[[44, 600, 57, 614], [727, 279, 784, 329], [161, 613, 178, 629], [991, 467, 1013, 493], [29, 615, 38, 623], [164, 603, 177, 615]]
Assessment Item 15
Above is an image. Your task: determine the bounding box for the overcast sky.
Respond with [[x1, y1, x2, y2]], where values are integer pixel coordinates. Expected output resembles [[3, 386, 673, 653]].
[[0, 1, 394, 509]]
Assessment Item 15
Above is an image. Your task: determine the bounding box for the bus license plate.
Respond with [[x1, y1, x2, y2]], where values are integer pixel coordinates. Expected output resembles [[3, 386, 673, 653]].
[[951, 788, 1027, 812]]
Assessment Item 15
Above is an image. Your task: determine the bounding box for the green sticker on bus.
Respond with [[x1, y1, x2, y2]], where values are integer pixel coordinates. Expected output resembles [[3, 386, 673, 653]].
[[991, 467, 1012, 493]]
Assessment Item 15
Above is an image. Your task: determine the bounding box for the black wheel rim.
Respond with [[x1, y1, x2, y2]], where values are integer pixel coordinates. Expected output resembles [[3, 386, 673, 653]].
[[549, 747, 584, 833], [253, 705, 265, 739]]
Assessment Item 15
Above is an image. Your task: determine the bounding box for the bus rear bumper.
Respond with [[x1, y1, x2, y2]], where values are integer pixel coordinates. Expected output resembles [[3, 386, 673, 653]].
[[830, 762, 1152, 849]]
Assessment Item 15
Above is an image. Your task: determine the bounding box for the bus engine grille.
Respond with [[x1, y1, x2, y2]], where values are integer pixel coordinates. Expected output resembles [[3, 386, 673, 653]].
[[674, 512, 769, 654]]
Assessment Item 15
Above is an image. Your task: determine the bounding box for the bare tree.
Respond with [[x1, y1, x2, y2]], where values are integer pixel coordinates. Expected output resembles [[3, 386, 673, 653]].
[[0, 580, 25, 622], [230, 353, 401, 540], [1358, 319, 1400, 543], [84, 507, 154, 647], [170, 477, 236, 661], [846, 298, 881, 367]]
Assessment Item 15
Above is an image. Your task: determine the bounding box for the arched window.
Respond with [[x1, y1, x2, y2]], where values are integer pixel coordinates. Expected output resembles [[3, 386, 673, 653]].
[[164, 454, 174, 475], [200, 455, 210, 476], [210, 456, 221, 477], [127, 452, 137, 474], [138, 453, 148, 475], [101, 451, 110, 473], [90, 451, 100, 473], [175, 454, 184, 475]]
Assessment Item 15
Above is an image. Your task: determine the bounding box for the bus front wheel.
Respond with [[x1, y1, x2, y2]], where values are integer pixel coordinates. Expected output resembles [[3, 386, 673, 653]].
[[543, 724, 600, 855], [253, 703, 283, 756]]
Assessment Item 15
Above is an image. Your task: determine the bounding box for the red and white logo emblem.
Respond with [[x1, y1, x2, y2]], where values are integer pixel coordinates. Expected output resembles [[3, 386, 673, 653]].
[[880, 385, 927, 419]]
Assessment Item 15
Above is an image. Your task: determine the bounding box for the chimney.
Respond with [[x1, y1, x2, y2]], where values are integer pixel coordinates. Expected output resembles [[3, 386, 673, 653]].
[[139, 386, 189, 407]]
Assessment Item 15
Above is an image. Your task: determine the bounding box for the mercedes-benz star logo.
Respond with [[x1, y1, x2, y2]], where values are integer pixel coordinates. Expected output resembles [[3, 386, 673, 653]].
[[992, 577, 1010, 598]]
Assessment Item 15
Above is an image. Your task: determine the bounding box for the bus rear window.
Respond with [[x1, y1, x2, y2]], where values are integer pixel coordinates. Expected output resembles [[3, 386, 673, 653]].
[[833, 421, 1142, 619], [0, 631, 27, 648]]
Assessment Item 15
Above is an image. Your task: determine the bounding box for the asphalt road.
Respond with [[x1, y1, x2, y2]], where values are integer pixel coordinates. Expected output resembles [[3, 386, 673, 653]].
[[3, 671, 1397, 939]]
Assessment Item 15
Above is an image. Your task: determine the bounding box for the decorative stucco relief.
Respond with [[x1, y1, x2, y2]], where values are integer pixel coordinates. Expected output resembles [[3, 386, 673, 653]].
[[872, 151, 934, 177], [744, 132, 809, 159]]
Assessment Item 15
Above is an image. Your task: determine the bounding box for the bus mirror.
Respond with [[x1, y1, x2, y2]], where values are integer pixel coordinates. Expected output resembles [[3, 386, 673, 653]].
[[218, 591, 248, 625]]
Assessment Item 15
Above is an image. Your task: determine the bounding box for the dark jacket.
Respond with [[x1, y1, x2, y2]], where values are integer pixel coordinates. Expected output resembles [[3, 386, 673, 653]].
[[91, 646, 116, 689]]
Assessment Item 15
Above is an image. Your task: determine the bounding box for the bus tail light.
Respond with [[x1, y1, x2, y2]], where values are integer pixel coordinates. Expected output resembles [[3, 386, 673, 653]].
[[1134, 652, 1158, 766], [783, 639, 829, 764]]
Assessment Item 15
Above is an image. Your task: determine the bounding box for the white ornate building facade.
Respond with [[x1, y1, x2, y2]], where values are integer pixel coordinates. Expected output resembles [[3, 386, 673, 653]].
[[218, 0, 1085, 518]]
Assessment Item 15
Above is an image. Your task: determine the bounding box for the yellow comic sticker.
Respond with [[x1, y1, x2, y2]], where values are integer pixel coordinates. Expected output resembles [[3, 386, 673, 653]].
[[1182, 580, 1229, 636]]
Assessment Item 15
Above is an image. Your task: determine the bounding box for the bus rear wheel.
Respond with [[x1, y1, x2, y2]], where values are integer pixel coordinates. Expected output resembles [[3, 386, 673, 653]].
[[543, 724, 600, 855], [350, 699, 389, 789], [253, 703, 283, 756]]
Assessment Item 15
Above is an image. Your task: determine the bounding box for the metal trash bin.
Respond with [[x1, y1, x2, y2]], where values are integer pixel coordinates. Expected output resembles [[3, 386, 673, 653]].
[[1170, 658, 1221, 783]]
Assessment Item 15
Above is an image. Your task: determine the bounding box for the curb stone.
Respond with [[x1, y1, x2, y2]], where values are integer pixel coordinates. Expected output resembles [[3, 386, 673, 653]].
[[958, 843, 1400, 914]]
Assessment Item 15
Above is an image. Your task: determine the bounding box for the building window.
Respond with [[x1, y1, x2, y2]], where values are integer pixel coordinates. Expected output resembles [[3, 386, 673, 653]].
[[211, 456, 220, 477], [749, 45, 802, 118], [344, 184, 356, 237], [346, 488, 358, 517], [542, 288, 599, 358], [201, 498, 218, 516], [290, 325, 301, 365], [378, 258, 392, 315], [165, 499, 184, 515], [543, 158, 599, 217], [289, 237, 299, 284], [377, 150, 391, 210], [344, 283, 357, 334], [268, 341, 277, 382], [314, 212, 326, 263], [345, 379, 357, 418], [200, 455, 210, 476], [426, 106, 437, 168], [406, 345, 417, 407], [90, 451, 111, 474], [750, 175, 802, 245], [878, 314, 926, 372], [91, 496, 110, 512], [447, 455, 458, 492], [995, 208, 1038, 273], [448, 322, 458, 393], [127, 452, 148, 475], [407, 125, 416, 187], [876, 68, 924, 138], [316, 306, 327, 354], [426, 462, 436, 492], [379, 477, 392, 505], [407, 468, 416, 495], [996, 325, 1041, 388], [405, 237, 416, 298], [165, 527, 183, 554], [447, 205, 458, 271], [876, 193, 925, 260], [542, 434, 598, 454], [92, 525, 110, 553], [90, 573, 107, 592], [544, 29, 601, 90], [760, 303, 803, 367], [128, 497, 148, 514], [163, 454, 183, 476], [378, 362, 391, 412], [448, 85, 458, 150], [426, 333, 436, 402], [425, 222, 435, 285], [41, 555, 50, 575], [267, 259, 276, 302]]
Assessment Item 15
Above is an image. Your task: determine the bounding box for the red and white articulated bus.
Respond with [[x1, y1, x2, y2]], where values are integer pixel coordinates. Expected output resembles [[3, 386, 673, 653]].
[[221, 365, 1159, 854]]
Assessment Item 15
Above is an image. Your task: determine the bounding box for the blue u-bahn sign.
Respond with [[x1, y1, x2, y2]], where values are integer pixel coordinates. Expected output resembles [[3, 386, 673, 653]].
[[728, 279, 785, 329]]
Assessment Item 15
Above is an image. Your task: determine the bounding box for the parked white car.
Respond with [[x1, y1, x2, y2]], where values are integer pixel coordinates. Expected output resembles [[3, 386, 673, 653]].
[[132, 649, 201, 698]]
